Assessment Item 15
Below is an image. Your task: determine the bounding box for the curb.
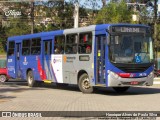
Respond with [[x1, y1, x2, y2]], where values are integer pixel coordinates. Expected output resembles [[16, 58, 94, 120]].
[[154, 77, 160, 85]]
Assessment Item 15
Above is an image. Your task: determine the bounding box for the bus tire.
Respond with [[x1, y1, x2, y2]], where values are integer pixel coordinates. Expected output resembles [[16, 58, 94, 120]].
[[112, 87, 130, 93], [27, 71, 36, 87], [78, 73, 93, 93], [0, 75, 7, 82]]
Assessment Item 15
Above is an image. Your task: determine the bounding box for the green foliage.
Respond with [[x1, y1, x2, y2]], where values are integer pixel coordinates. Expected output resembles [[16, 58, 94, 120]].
[[139, 7, 152, 25], [34, 24, 46, 33], [94, 1, 133, 24], [6, 18, 31, 37], [154, 24, 160, 47], [157, 24, 160, 41], [0, 25, 7, 53], [0, 38, 6, 54]]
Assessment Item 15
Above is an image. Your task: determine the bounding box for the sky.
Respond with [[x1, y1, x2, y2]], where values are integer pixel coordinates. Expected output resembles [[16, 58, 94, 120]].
[[65, 0, 160, 9], [37, 0, 160, 10]]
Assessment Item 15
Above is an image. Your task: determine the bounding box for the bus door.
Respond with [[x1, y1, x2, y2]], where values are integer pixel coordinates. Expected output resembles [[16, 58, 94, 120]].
[[42, 39, 52, 80], [16, 43, 21, 78], [95, 35, 106, 84]]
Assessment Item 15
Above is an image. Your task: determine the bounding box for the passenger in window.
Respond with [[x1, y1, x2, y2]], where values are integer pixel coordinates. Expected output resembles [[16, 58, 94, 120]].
[[55, 47, 60, 54], [9, 51, 14, 56], [24, 49, 29, 55], [125, 44, 132, 56], [66, 47, 72, 54], [37, 50, 40, 54], [73, 46, 77, 53], [54, 46, 63, 54], [86, 45, 91, 54], [60, 46, 64, 54]]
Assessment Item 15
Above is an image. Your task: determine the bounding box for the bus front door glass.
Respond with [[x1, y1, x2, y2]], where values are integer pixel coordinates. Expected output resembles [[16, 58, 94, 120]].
[[43, 40, 52, 80], [96, 35, 106, 84], [16, 43, 21, 78]]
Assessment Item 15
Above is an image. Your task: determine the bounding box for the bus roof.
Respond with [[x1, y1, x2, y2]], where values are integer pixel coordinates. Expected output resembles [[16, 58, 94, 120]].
[[8, 23, 149, 41], [95, 23, 149, 30], [8, 30, 63, 41]]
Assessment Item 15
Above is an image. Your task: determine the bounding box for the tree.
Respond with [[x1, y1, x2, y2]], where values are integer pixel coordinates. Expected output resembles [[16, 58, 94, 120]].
[[6, 18, 31, 37], [94, 1, 133, 24], [0, 26, 7, 53]]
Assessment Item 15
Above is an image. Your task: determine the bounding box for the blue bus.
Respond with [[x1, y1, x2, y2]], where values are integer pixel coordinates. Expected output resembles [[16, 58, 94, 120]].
[[7, 24, 154, 93]]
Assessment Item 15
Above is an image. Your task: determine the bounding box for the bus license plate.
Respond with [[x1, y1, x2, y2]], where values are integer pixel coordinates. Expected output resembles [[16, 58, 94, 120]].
[[130, 81, 139, 85]]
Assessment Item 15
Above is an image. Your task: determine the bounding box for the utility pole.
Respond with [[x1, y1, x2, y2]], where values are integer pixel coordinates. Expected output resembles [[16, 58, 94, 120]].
[[102, 0, 106, 7], [74, 2, 79, 28], [31, 1, 34, 34], [154, 0, 158, 68]]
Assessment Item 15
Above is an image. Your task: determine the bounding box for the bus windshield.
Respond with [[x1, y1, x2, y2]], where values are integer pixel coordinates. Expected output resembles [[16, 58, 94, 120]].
[[109, 34, 154, 64]]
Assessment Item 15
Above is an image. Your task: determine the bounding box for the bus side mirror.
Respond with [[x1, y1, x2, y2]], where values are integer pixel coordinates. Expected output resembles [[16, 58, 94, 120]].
[[115, 36, 119, 44], [4, 43, 7, 52], [107, 38, 110, 45], [107, 37, 110, 45]]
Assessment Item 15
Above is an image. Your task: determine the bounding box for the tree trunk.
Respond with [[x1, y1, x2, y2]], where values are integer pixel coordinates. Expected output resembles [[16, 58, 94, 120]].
[[101, 0, 106, 7]]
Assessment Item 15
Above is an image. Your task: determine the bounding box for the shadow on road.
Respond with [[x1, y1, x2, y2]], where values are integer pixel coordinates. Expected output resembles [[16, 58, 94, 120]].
[[0, 81, 47, 101], [0, 95, 15, 100], [1, 81, 160, 96], [93, 87, 160, 96]]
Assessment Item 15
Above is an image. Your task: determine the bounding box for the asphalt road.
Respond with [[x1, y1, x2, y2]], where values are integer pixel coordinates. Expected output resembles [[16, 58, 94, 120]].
[[0, 80, 160, 120]]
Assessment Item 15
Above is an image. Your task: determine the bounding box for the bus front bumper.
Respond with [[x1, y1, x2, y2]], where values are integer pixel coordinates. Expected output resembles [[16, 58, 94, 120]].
[[107, 71, 154, 87]]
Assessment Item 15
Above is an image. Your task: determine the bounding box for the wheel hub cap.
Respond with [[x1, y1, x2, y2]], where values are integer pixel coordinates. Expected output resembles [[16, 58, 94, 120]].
[[82, 78, 90, 89]]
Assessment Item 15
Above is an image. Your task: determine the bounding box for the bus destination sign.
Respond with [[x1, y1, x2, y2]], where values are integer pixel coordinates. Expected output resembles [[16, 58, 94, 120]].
[[111, 26, 148, 33]]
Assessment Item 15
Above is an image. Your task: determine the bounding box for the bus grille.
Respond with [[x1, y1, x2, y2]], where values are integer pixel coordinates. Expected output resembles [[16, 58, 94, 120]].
[[112, 63, 153, 73], [119, 66, 148, 73]]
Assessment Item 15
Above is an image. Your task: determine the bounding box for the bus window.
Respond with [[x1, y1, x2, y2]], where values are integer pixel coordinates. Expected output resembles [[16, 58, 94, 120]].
[[31, 38, 41, 55], [8, 41, 15, 56], [22, 39, 30, 56], [65, 34, 78, 54], [54, 35, 65, 54], [79, 32, 92, 54]]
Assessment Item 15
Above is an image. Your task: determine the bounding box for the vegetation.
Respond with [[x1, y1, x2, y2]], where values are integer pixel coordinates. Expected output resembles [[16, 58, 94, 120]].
[[94, 1, 133, 24], [0, 0, 159, 56]]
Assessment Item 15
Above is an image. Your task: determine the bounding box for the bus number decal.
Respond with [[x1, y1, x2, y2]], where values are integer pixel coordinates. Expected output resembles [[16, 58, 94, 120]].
[[23, 57, 28, 65], [8, 59, 12, 62]]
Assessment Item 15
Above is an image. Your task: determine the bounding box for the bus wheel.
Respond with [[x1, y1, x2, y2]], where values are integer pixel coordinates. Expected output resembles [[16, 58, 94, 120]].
[[78, 73, 93, 93], [0, 75, 7, 82], [27, 71, 36, 87], [112, 87, 130, 93]]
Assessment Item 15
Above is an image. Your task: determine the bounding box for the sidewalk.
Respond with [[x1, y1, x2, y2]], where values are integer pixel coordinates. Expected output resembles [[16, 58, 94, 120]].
[[154, 77, 160, 84], [0, 55, 6, 59]]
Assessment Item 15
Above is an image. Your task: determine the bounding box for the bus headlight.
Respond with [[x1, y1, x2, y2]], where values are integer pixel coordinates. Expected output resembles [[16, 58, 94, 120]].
[[109, 71, 119, 79], [148, 71, 153, 78]]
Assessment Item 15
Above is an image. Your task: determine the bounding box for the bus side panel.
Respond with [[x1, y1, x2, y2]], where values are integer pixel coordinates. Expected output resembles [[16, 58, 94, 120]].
[[20, 56, 43, 81], [43, 57, 52, 80], [62, 54, 94, 85], [7, 55, 16, 78], [50, 54, 63, 83]]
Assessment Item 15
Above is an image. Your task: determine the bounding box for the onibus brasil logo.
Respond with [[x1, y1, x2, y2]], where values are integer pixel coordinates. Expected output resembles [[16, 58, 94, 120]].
[[3, 9, 21, 17]]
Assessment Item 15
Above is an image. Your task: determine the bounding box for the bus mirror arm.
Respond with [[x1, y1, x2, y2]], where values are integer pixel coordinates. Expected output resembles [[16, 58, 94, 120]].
[[106, 29, 111, 35], [106, 29, 111, 45]]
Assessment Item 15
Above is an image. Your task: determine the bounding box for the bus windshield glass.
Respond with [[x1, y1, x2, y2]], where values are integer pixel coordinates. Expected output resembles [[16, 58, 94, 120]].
[[109, 34, 154, 64]]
